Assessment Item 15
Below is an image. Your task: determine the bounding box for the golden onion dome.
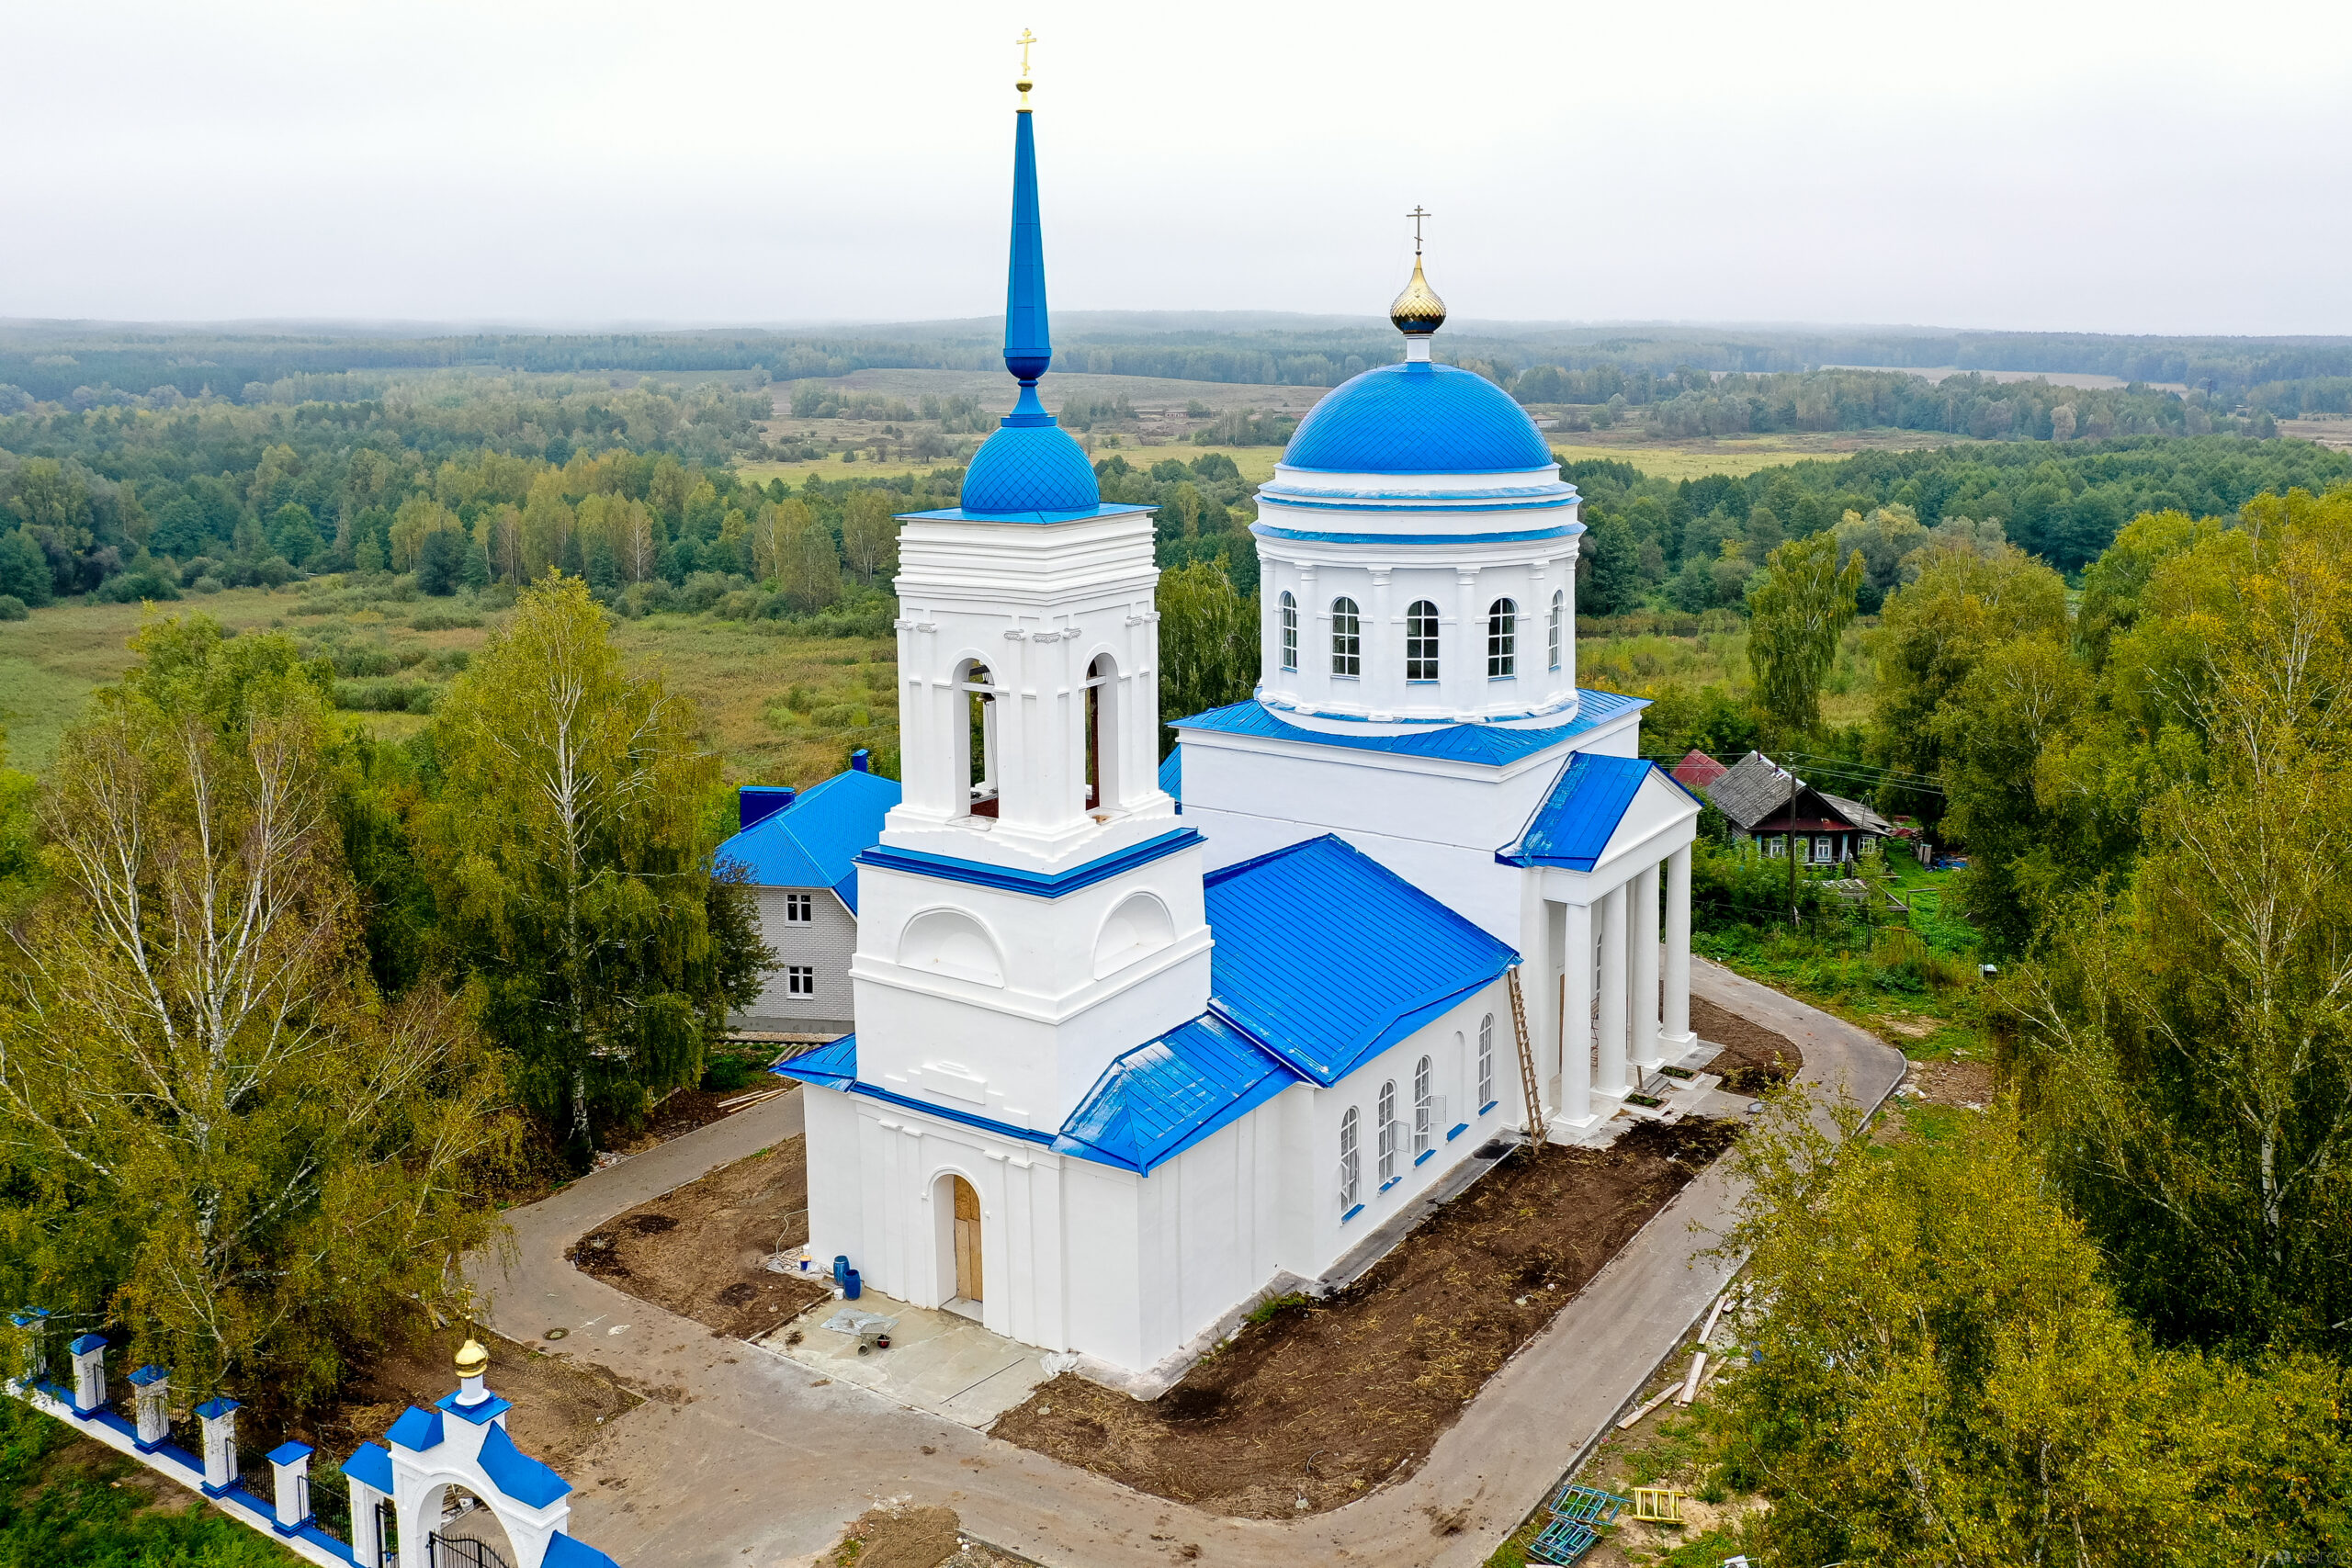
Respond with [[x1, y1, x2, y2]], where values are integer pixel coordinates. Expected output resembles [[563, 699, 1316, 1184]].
[[455, 1337, 490, 1380], [1390, 255, 1448, 337]]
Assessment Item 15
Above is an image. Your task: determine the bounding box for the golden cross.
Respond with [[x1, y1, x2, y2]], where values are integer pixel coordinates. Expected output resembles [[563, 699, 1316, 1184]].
[[1407, 206, 1430, 254], [1016, 28, 1037, 81]]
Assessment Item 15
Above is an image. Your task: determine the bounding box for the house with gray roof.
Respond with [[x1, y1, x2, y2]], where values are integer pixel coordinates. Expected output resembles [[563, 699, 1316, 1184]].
[[1699, 750, 1893, 866]]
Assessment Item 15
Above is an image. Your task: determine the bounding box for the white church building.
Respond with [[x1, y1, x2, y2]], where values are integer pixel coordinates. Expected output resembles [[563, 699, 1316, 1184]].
[[778, 80, 1702, 1384]]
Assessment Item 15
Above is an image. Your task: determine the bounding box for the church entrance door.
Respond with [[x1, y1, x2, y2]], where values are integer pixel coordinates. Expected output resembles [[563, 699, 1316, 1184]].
[[951, 1177, 983, 1303]]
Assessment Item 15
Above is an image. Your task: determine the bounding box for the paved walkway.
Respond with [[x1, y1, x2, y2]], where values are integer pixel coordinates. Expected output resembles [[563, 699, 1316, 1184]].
[[470, 958, 1903, 1568]]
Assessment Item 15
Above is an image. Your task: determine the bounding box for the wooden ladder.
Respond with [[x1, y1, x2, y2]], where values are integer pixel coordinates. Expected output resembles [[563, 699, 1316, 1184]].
[[1506, 965, 1548, 1148]]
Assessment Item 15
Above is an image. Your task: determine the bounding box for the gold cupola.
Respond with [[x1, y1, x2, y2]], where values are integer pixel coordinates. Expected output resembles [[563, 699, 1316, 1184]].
[[455, 1337, 489, 1380], [1391, 206, 1447, 356]]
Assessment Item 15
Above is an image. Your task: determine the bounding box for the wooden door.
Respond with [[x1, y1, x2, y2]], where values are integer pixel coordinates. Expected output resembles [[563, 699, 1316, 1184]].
[[951, 1178, 982, 1302]]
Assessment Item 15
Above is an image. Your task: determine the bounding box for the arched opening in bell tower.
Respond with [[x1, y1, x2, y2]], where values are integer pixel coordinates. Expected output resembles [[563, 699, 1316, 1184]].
[[956, 660, 999, 818], [1084, 653, 1121, 812]]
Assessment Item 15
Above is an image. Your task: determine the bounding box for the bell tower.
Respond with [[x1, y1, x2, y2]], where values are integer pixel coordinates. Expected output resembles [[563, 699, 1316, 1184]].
[[848, 51, 1211, 1134]]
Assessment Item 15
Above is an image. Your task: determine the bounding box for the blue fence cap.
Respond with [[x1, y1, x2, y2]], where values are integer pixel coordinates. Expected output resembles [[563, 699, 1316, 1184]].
[[67, 1334, 106, 1356], [128, 1364, 169, 1387], [267, 1440, 315, 1466], [196, 1396, 241, 1420]]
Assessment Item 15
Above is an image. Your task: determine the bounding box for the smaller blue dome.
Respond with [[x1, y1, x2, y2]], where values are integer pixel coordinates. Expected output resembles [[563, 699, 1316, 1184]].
[[1284, 362, 1553, 475], [958, 418, 1102, 517]]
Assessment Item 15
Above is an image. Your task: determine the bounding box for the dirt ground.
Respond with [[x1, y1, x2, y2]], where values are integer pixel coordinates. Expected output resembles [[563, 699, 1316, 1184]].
[[818, 1503, 1037, 1568], [302, 1325, 644, 1475], [1899, 1052, 1996, 1109], [1690, 997, 1803, 1095], [566, 1137, 832, 1339], [990, 1118, 1737, 1518]]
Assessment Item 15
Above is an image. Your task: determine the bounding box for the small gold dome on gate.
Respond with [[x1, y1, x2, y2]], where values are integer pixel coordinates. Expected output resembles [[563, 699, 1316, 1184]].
[[455, 1337, 489, 1379], [1390, 255, 1448, 337]]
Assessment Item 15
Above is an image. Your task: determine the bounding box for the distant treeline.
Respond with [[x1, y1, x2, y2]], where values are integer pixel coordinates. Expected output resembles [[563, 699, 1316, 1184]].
[[1566, 434, 2352, 618], [9, 321, 2352, 409]]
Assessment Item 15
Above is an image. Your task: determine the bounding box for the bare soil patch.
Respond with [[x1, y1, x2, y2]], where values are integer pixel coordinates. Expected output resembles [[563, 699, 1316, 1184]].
[[991, 1118, 1737, 1517], [566, 1138, 831, 1339], [306, 1325, 642, 1475], [1690, 997, 1803, 1095], [1908, 1054, 1995, 1108]]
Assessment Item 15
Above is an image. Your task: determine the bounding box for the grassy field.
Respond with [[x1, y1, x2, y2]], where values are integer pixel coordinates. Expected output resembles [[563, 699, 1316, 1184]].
[[0, 582, 895, 786]]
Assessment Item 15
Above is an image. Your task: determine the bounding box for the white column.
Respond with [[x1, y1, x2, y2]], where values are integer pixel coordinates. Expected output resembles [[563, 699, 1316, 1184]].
[[1632, 863, 1662, 1077], [130, 1364, 169, 1451], [268, 1441, 313, 1534], [198, 1397, 240, 1495], [67, 1334, 104, 1416], [1560, 899, 1594, 1127], [349, 1482, 385, 1568], [1597, 883, 1630, 1097], [1453, 568, 1481, 718], [1518, 874, 1555, 1120], [1366, 568, 1394, 718], [1664, 843, 1694, 1048]]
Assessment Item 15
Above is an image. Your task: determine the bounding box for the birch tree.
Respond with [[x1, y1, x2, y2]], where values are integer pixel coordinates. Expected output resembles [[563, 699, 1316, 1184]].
[[1744, 529, 1863, 741], [422, 574, 764, 1166], [0, 617, 511, 1404]]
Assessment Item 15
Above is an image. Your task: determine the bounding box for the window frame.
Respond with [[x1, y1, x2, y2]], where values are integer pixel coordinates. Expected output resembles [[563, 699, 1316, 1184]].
[[1548, 589, 1565, 672], [1487, 598, 1518, 678], [1329, 596, 1362, 678], [1413, 1055, 1433, 1156], [784, 891, 813, 924], [1377, 1079, 1398, 1185], [1405, 600, 1441, 682], [1339, 1107, 1361, 1211], [786, 964, 816, 998], [1476, 1014, 1496, 1111], [1278, 591, 1298, 672]]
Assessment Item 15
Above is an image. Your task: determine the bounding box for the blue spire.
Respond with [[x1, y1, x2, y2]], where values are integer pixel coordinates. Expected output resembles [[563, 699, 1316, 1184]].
[[1001, 108, 1053, 425]]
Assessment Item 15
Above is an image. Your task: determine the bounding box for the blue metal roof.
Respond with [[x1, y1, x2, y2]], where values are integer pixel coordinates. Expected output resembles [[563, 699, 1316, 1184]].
[[714, 767, 899, 912], [1169, 689, 1647, 767], [775, 1033, 856, 1091], [544, 1534, 624, 1568], [266, 1440, 313, 1467], [1054, 1011, 1301, 1174], [340, 1442, 394, 1492], [385, 1405, 443, 1452], [477, 1420, 570, 1507], [1498, 754, 1696, 871], [1159, 747, 1181, 806], [1204, 835, 1517, 1085], [1283, 362, 1555, 475]]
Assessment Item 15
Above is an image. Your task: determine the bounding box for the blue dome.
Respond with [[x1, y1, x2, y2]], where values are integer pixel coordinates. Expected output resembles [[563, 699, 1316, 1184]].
[[1283, 362, 1554, 475], [958, 418, 1102, 517]]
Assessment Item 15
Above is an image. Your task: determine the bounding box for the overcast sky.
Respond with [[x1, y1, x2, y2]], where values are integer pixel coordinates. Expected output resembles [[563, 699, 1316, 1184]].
[[7, 0, 2348, 336]]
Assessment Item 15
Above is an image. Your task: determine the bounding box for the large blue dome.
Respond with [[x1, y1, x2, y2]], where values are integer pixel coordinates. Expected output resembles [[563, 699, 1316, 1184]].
[[957, 417, 1102, 517], [1283, 362, 1553, 475]]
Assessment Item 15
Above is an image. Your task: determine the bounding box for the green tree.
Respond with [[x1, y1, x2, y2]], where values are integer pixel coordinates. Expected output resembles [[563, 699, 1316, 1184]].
[[421, 574, 767, 1163], [1745, 530, 1862, 741], [1710, 1099, 2352, 1567], [0, 617, 511, 1405], [1156, 559, 1257, 752], [841, 490, 899, 584]]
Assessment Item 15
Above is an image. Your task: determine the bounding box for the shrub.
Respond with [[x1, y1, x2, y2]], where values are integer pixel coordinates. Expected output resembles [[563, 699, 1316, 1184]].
[[96, 570, 183, 604], [334, 678, 436, 714], [0, 595, 26, 621], [192, 576, 224, 594], [701, 1055, 753, 1093], [408, 609, 483, 631]]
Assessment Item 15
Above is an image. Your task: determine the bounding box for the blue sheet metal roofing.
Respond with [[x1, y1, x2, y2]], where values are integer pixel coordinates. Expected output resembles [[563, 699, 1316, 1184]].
[[1204, 835, 1517, 1086], [1053, 1011, 1298, 1174], [384, 1405, 443, 1453], [339, 1442, 393, 1493], [477, 1421, 571, 1507], [714, 768, 899, 913], [1169, 688, 1647, 768], [543, 1535, 624, 1568], [1283, 362, 1555, 475], [1498, 754, 1696, 871], [775, 837, 1516, 1172], [1158, 747, 1182, 805]]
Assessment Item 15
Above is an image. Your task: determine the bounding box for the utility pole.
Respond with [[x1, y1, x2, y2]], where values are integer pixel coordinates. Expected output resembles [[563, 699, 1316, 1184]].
[[1781, 765, 1800, 927]]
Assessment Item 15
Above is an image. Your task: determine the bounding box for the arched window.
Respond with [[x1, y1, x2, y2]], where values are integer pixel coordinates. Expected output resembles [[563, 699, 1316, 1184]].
[[1084, 653, 1120, 810], [1377, 1080, 1398, 1184], [957, 660, 998, 818], [1487, 598, 1518, 677], [1477, 1013, 1496, 1110], [1278, 592, 1298, 672], [1413, 1055, 1435, 1155], [1330, 597, 1362, 677], [1338, 1107, 1361, 1210], [1405, 600, 1441, 682], [1548, 589, 1565, 672]]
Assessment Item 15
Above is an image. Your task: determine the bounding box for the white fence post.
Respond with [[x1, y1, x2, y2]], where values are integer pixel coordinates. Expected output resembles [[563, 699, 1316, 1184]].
[[198, 1396, 241, 1495], [348, 1479, 385, 1568], [67, 1334, 105, 1416], [269, 1440, 314, 1535], [130, 1364, 169, 1451]]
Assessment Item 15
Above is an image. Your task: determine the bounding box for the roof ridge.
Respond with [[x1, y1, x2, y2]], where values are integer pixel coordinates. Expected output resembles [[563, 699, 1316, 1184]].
[[1201, 831, 1339, 886]]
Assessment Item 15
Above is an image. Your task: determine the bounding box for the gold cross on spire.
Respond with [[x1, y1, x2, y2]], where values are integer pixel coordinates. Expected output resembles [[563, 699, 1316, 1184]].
[[1015, 28, 1036, 106], [1407, 206, 1430, 255]]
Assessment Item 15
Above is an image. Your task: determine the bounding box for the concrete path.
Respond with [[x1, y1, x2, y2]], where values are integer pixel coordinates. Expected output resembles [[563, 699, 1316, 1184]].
[[471, 958, 1903, 1568]]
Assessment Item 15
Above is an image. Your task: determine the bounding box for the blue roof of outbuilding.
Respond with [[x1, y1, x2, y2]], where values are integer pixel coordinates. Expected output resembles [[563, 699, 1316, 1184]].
[[1054, 1011, 1300, 1174], [1283, 362, 1555, 475], [1204, 835, 1517, 1086], [714, 768, 899, 912], [775, 1033, 856, 1090], [1497, 754, 1698, 871], [1169, 689, 1647, 767], [1158, 747, 1181, 805], [477, 1420, 571, 1508]]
